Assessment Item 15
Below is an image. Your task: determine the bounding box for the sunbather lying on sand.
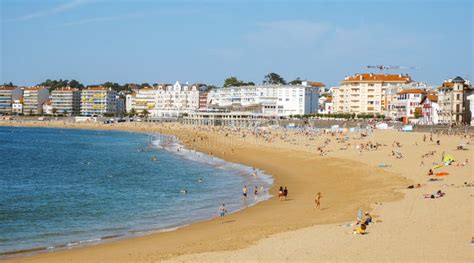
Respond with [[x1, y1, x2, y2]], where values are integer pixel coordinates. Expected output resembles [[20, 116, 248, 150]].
[[424, 190, 446, 199]]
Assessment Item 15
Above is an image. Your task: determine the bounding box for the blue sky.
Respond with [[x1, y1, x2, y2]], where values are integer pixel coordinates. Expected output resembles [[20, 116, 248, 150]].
[[1, 0, 473, 87]]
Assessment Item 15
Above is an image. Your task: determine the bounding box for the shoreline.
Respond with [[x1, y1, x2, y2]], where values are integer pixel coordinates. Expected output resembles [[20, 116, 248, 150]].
[[3, 120, 470, 262]]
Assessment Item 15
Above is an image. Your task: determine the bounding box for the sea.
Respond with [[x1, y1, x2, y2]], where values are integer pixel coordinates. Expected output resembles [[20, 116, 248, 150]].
[[0, 126, 273, 257]]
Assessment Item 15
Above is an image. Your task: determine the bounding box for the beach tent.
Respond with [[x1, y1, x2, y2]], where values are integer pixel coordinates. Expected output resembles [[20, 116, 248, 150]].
[[443, 154, 455, 165]]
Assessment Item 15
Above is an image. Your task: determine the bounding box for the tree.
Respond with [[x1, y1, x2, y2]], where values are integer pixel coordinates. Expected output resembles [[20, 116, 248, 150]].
[[224, 76, 244, 87], [141, 109, 150, 119], [414, 107, 422, 118], [263, 72, 286, 85], [52, 108, 57, 116], [129, 108, 137, 117], [140, 83, 151, 89], [2, 82, 14, 87], [289, 77, 302, 85], [223, 76, 255, 87]]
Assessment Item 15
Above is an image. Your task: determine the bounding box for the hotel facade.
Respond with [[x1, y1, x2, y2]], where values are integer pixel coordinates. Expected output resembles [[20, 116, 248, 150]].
[[207, 84, 319, 117], [23, 86, 50, 115], [127, 81, 205, 117], [0, 86, 22, 114], [80, 87, 117, 116], [332, 73, 412, 116], [51, 87, 81, 115]]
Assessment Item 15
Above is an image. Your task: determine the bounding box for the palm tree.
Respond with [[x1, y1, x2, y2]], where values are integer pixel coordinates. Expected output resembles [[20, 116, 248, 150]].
[[142, 109, 150, 120], [129, 108, 136, 117]]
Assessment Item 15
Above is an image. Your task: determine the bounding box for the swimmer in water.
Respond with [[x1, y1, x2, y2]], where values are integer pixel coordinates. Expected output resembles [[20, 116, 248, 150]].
[[180, 189, 187, 195]]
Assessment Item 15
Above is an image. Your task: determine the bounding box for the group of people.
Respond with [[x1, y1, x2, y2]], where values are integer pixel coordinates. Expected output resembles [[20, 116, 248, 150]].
[[278, 186, 288, 201], [353, 208, 373, 235]]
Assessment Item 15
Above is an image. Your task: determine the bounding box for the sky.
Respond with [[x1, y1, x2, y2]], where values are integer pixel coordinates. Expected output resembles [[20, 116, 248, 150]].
[[1, 0, 473, 87]]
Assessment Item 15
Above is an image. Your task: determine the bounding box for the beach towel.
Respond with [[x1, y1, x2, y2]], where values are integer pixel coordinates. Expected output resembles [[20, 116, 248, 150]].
[[435, 172, 449, 177], [432, 164, 443, 169]]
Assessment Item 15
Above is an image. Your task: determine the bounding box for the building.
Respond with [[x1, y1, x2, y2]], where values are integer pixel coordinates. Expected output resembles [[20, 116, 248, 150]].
[[80, 86, 117, 116], [51, 87, 81, 115], [467, 94, 474, 126], [181, 111, 269, 127], [132, 88, 160, 114], [42, 100, 53, 115], [125, 93, 135, 113], [12, 100, 23, 114], [207, 84, 319, 117], [199, 91, 209, 110], [394, 89, 426, 120], [0, 86, 22, 114], [23, 86, 50, 115], [128, 81, 206, 118], [438, 76, 472, 124], [420, 93, 440, 125], [332, 73, 412, 115], [302, 81, 326, 94]]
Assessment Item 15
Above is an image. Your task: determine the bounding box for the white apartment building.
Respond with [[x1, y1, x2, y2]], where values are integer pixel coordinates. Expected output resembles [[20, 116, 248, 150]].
[[207, 84, 319, 117], [51, 87, 81, 115], [467, 94, 474, 126], [421, 94, 440, 125], [127, 81, 205, 117], [394, 89, 426, 120], [23, 86, 50, 115], [332, 73, 412, 115], [0, 86, 22, 114], [80, 87, 117, 116]]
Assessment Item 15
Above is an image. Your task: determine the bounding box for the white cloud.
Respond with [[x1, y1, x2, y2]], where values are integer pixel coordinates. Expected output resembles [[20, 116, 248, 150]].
[[10, 0, 89, 22]]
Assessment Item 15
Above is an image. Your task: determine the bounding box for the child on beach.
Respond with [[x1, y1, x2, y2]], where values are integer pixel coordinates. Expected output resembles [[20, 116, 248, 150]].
[[283, 187, 288, 200], [278, 186, 284, 201], [219, 204, 227, 220], [315, 192, 322, 209]]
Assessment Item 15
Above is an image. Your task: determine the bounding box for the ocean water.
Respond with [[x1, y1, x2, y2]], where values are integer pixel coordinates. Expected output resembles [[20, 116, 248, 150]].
[[0, 126, 272, 257]]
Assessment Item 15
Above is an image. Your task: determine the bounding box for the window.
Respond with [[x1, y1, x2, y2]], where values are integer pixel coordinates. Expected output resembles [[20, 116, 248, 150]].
[[456, 94, 460, 100]]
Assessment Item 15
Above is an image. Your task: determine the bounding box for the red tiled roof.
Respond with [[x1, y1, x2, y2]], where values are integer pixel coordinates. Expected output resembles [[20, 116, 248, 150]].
[[342, 73, 412, 83], [397, 89, 426, 95], [307, 81, 325, 87]]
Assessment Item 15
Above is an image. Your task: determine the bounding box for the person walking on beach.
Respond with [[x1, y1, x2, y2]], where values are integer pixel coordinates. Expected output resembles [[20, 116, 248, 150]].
[[283, 187, 288, 201], [242, 185, 248, 207], [219, 204, 227, 220], [315, 192, 322, 209], [278, 186, 284, 201]]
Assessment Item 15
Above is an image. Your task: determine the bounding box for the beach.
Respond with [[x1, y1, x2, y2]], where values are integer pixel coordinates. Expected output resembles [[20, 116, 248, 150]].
[[1, 120, 473, 262]]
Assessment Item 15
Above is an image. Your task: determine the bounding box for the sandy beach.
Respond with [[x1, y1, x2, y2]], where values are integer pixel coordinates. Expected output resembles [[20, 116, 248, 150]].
[[1, 120, 472, 262]]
